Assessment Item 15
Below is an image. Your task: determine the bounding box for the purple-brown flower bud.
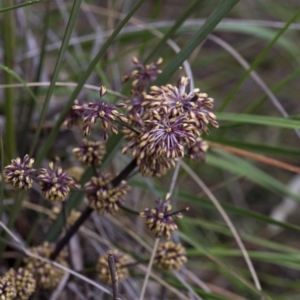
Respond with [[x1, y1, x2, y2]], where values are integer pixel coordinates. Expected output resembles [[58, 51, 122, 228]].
[[0, 276, 16, 300], [72, 139, 106, 166], [85, 172, 130, 215], [24, 242, 68, 290], [188, 137, 209, 161], [96, 250, 131, 284], [140, 199, 184, 239], [4, 155, 36, 189], [72, 86, 128, 139], [38, 162, 80, 202], [5, 268, 36, 300], [155, 241, 187, 271]]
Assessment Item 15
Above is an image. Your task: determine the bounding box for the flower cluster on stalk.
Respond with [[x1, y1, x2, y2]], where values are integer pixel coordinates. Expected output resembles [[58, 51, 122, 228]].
[[122, 60, 218, 177], [71, 86, 128, 139], [38, 162, 80, 202], [4, 155, 36, 189], [85, 172, 130, 215], [24, 242, 68, 290], [154, 241, 187, 271], [72, 139, 106, 166], [96, 250, 131, 284], [0, 277, 16, 300], [4, 156, 80, 203], [2, 57, 219, 289], [4, 268, 36, 300], [140, 198, 184, 239]]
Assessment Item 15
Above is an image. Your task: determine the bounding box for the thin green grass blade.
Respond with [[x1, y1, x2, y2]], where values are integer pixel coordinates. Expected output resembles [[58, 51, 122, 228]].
[[244, 66, 300, 114], [131, 180, 300, 231], [0, 64, 39, 108], [35, 0, 146, 166], [44, 132, 124, 241], [0, 0, 47, 12], [181, 217, 299, 254], [20, 0, 51, 155], [154, 0, 240, 85], [145, 0, 201, 62], [205, 137, 300, 159], [216, 112, 300, 129], [178, 232, 265, 298], [219, 9, 300, 111], [29, 0, 83, 157], [207, 151, 300, 202], [2, 0, 15, 160]]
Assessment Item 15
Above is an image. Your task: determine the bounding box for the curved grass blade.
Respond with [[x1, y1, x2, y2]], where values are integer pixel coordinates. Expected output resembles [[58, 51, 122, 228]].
[[30, 0, 83, 157], [20, 0, 51, 155], [205, 137, 300, 159], [216, 113, 300, 129], [35, 0, 146, 166], [3, 0, 16, 160], [131, 180, 300, 232], [154, 0, 240, 85], [0, 64, 39, 105], [44, 133, 124, 242], [207, 151, 300, 202], [145, 0, 201, 62], [0, 0, 47, 12], [219, 9, 300, 111]]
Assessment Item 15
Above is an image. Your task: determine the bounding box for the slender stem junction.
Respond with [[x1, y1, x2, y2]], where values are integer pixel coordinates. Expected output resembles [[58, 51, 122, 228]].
[[50, 159, 137, 260]]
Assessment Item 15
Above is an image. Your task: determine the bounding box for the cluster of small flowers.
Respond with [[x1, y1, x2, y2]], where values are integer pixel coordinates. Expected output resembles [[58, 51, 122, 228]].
[[139, 197, 188, 272], [2, 57, 218, 285], [65, 86, 128, 140], [4, 155, 80, 202], [24, 242, 68, 290], [85, 171, 130, 215], [122, 58, 216, 177], [96, 250, 131, 284], [0, 268, 36, 300]]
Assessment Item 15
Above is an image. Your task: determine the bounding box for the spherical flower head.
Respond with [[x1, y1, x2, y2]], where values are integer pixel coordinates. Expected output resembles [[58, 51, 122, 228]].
[[38, 162, 80, 202], [5, 268, 36, 300], [122, 121, 178, 177], [155, 241, 187, 271], [4, 155, 36, 189], [0, 276, 16, 300], [73, 139, 106, 166], [122, 57, 162, 92], [140, 199, 183, 239], [140, 114, 197, 159], [85, 172, 130, 215], [143, 76, 219, 134], [24, 242, 68, 290], [72, 86, 128, 139], [137, 154, 177, 177], [188, 137, 209, 161], [96, 250, 131, 284]]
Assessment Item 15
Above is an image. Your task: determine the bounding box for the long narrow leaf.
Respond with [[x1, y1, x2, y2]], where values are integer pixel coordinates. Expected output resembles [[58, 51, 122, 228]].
[[154, 0, 240, 85], [35, 0, 146, 165]]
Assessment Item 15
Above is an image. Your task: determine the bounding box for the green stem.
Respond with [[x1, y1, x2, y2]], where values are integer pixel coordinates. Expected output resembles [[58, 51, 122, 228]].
[[3, 0, 16, 160], [20, 0, 51, 155]]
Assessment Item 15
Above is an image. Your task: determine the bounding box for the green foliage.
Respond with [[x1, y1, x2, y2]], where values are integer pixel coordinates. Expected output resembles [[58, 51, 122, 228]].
[[1, 0, 300, 299]]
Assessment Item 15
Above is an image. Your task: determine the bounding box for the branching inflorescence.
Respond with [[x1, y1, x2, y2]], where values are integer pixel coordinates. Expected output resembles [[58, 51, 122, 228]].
[[3, 57, 218, 293]]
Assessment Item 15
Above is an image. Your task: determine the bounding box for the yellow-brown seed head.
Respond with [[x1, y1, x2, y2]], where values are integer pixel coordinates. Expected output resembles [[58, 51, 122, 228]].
[[24, 242, 68, 290], [96, 250, 131, 284], [155, 241, 187, 271]]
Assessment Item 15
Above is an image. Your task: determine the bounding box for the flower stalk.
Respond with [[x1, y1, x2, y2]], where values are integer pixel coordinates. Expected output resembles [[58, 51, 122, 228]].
[[50, 159, 137, 260]]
